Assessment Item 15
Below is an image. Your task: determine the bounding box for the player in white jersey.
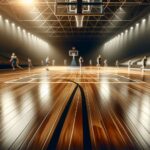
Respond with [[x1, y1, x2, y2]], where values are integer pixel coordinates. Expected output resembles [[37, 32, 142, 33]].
[[79, 56, 84, 67]]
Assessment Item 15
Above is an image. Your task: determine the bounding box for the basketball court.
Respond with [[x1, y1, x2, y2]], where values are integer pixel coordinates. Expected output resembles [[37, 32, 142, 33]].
[[0, 67, 150, 149], [0, 0, 150, 150]]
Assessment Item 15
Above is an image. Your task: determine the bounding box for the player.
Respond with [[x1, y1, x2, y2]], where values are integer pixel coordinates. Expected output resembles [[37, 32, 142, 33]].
[[104, 59, 108, 67], [10, 52, 22, 70], [116, 60, 119, 67], [97, 55, 101, 66], [79, 56, 84, 67], [45, 56, 50, 70], [64, 59, 67, 66], [89, 59, 92, 66], [128, 60, 132, 69], [52, 59, 55, 66], [27, 57, 32, 70], [141, 56, 147, 69], [41, 60, 44, 66]]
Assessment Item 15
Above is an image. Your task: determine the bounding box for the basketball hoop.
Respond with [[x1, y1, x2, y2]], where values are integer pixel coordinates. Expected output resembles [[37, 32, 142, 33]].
[[56, 0, 104, 28], [69, 47, 79, 66], [69, 47, 78, 57]]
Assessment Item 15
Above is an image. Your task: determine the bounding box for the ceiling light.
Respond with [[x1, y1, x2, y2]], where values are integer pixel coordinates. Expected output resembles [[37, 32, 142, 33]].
[[142, 18, 146, 22], [130, 26, 133, 30], [5, 19, 9, 23]]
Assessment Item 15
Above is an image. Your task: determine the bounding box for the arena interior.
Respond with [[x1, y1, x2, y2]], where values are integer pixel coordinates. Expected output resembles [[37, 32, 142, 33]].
[[0, 0, 150, 150]]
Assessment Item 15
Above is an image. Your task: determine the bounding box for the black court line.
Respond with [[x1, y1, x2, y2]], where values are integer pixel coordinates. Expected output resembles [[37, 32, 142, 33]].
[[78, 83, 92, 150], [67, 80, 92, 150], [46, 80, 92, 150], [46, 84, 78, 150]]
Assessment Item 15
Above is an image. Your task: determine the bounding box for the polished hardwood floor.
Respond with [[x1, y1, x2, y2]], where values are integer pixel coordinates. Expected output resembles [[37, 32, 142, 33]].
[[0, 67, 150, 150]]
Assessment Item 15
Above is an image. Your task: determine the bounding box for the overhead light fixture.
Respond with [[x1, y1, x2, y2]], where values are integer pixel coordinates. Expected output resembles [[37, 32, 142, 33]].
[[23, 29, 26, 32], [130, 26, 133, 30], [5, 19, 9, 23], [142, 18, 146, 22]]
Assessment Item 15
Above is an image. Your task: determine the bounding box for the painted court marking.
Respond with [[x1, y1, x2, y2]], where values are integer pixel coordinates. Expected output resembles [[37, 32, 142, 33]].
[[4, 72, 145, 84], [4, 81, 144, 84]]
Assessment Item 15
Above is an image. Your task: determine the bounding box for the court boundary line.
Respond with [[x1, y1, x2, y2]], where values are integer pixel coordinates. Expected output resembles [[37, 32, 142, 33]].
[[113, 73, 139, 82], [4, 81, 145, 84], [4, 71, 147, 84]]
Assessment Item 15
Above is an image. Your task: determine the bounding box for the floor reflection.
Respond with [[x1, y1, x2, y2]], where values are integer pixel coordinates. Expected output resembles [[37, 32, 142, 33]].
[[0, 67, 150, 149], [1, 89, 36, 149]]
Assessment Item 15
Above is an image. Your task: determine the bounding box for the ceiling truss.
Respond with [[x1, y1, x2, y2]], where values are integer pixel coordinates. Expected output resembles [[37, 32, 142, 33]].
[[0, 0, 150, 38]]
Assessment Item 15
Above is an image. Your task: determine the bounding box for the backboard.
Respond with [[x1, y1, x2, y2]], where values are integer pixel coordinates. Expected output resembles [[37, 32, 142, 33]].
[[55, 0, 103, 27], [55, 0, 103, 16], [69, 47, 78, 57]]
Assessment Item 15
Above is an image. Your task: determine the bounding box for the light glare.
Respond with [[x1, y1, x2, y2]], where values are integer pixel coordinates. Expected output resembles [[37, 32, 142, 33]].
[[142, 18, 146, 22], [21, 0, 33, 4], [5, 19, 9, 23]]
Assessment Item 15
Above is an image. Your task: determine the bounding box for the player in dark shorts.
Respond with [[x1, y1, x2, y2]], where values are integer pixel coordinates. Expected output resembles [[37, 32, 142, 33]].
[[10, 53, 22, 70]]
